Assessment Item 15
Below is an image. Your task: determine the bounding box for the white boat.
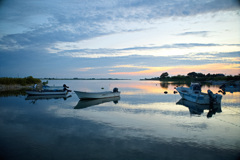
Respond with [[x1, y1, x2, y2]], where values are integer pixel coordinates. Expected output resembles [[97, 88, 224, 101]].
[[74, 88, 120, 100], [26, 90, 68, 96], [176, 83, 222, 104]]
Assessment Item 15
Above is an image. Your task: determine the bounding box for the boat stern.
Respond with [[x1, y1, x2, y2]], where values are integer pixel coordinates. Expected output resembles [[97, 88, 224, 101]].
[[215, 94, 222, 104]]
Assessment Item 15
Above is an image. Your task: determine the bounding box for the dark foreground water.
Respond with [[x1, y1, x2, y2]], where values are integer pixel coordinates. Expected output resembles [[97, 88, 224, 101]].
[[0, 80, 239, 160]]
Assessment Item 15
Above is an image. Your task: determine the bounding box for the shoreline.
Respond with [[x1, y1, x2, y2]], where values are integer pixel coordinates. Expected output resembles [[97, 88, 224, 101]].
[[40, 78, 131, 80]]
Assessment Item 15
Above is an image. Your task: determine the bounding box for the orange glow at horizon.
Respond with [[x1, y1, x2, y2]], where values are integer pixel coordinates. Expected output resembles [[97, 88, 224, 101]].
[[109, 63, 240, 76], [111, 81, 179, 95]]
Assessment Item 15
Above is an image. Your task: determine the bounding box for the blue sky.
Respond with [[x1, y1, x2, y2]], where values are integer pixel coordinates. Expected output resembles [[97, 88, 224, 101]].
[[0, 0, 239, 79]]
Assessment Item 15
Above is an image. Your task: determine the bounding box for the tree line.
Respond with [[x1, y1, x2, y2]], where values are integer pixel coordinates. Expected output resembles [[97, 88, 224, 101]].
[[0, 76, 41, 85], [142, 72, 240, 82]]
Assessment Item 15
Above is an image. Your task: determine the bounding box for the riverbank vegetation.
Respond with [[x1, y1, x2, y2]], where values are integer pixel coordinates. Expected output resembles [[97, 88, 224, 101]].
[[142, 72, 240, 82], [0, 76, 41, 85]]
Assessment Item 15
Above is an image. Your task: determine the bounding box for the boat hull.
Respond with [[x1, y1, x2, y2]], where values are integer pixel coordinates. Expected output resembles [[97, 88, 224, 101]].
[[42, 86, 63, 91], [26, 90, 68, 96], [176, 87, 222, 104], [74, 91, 120, 99]]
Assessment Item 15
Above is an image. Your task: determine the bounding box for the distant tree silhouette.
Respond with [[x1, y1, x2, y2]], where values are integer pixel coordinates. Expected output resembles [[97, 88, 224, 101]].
[[187, 72, 197, 78], [160, 72, 169, 79]]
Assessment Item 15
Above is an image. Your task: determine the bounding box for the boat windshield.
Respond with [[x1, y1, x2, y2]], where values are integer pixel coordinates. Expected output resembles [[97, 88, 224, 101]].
[[190, 83, 201, 91]]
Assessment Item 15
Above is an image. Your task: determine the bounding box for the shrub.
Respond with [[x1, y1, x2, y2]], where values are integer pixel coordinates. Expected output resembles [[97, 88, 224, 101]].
[[0, 77, 41, 85]]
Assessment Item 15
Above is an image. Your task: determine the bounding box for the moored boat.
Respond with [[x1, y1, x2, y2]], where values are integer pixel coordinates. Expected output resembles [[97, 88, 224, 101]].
[[220, 82, 240, 93], [26, 84, 71, 96], [176, 83, 222, 104], [74, 88, 120, 100]]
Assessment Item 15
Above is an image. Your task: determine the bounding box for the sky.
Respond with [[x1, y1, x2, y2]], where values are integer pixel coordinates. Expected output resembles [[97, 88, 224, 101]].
[[0, 0, 239, 79]]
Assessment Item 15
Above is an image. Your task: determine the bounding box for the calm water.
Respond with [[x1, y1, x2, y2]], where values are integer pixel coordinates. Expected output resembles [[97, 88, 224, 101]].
[[0, 80, 239, 160]]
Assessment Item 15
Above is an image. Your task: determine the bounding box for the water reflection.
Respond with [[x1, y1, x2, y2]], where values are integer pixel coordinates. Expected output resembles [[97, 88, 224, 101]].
[[117, 81, 223, 96], [74, 96, 120, 109], [117, 81, 179, 95], [0, 89, 27, 97], [0, 80, 240, 160], [221, 86, 240, 93], [25, 94, 72, 103], [176, 98, 222, 118]]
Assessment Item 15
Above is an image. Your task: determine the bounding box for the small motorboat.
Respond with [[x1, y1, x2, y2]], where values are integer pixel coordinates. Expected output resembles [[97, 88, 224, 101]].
[[176, 83, 222, 104], [74, 88, 120, 100], [26, 84, 70, 96], [220, 82, 240, 93]]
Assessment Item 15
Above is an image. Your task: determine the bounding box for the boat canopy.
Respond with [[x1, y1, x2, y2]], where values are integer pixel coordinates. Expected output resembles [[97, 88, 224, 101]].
[[190, 83, 201, 91]]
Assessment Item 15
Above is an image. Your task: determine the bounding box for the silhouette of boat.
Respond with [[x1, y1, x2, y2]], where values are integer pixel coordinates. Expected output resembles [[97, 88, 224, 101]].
[[220, 82, 240, 93], [74, 88, 120, 100], [176, 83, 222, 104]]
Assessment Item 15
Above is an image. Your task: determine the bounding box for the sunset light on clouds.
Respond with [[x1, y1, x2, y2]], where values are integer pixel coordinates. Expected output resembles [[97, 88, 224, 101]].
[[109, 63, 240, 76], [0, 0, 239, 79]]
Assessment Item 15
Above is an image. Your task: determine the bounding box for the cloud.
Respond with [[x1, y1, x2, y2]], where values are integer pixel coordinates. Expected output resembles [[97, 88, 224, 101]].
[[116, 0, 240, 18], [216, 51, 240, 57], [122, 43, 222, 50], [182, 51, 240, 63], [0, 0, 239, 78], [46, 42, 240, 58], [176, 31, 210, 37], [74, 67, 94, 72], [109, 63, 240, 76], [1, 0, 239, 50]]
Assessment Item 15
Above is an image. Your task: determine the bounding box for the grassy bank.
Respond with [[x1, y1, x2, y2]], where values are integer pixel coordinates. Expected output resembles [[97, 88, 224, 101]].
[[0, 76, 41, 86]]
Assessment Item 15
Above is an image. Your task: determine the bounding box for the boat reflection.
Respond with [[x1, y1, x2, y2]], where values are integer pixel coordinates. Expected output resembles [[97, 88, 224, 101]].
[[74, 96, 120, 109], [176, 98, 222, 118], [222, 87, 240, 94], [220, 82, 240, 93], [25, 94, 72, 103]]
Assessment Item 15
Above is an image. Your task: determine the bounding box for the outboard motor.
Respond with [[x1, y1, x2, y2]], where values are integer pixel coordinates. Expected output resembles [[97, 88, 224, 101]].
[[208, 89, 215, 104], [113, 88, 118, 92], [63, 84, 70, 91]]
